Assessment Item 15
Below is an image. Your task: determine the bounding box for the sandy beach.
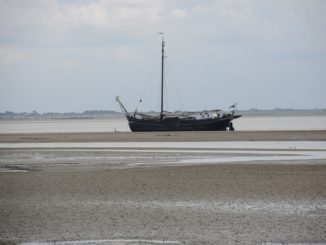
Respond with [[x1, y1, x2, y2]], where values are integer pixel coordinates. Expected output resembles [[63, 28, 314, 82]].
[[0, 131, 326, 244]]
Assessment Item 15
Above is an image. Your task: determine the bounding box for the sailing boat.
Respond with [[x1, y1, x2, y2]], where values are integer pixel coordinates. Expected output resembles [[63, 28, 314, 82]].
[[116, 34, 241, 132]]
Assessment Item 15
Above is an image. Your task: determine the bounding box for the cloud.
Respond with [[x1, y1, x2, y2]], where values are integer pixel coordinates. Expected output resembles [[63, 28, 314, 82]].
[[60, 2, 108, 26], [0, 0, 191, 30], [170, 9, 187, 19], [0, 47, 27, 65], [0, 0, 325, 112], [0, 0, 163, 29], [0, 0, 62, 28], [59, 0, 190, 27]]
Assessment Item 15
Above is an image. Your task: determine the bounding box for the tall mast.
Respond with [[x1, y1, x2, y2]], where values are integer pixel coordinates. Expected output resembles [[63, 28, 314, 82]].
[[160, 33, 165, 119]]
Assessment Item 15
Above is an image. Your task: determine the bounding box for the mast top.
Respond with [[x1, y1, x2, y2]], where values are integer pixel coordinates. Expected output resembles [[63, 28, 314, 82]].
[[158, 32, 165, 44]]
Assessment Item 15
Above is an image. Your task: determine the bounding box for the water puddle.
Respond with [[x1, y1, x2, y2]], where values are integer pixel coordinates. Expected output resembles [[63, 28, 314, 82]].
[[1, 141, 326, 170], [1, 141, 326, 150]]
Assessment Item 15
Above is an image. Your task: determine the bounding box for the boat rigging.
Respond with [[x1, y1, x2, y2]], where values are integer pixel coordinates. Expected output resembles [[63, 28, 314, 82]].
[[116, 34, 241, 132]]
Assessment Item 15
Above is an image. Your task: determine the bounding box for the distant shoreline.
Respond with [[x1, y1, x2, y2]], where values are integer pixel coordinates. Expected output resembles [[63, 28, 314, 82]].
[[239, 108, 326, 117], [1, 109, 326, 120]]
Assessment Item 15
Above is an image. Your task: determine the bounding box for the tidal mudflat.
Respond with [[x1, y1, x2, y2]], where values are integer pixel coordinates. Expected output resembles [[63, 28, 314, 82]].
[[0, 131, 325, 244]]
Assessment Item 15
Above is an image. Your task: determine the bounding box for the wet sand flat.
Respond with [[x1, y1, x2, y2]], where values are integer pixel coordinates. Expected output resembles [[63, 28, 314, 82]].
[[0, 130, 326, 244], [1, 163, 326, 244], [1, 130, 326, 143]]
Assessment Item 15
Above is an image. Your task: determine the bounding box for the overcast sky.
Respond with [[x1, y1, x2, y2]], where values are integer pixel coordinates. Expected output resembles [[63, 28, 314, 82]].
[[0, 0, 325, 113]]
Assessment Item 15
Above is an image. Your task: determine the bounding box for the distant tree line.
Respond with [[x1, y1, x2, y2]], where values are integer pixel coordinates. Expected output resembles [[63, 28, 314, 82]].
[[239, 108, 326, 116], [0, 110, 123, 119], [1, 108, 326, 119]]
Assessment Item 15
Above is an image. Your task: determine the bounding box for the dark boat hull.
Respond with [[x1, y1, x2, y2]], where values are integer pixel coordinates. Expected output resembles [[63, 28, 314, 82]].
[[127, 116, 240, 132], [116, 37, 242, 132]]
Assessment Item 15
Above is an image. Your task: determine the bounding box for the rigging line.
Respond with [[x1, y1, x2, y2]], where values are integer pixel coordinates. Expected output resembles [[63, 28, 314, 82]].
[[162, 58, 168, 112], [186, 62, 210, 107], [135, 56, 161, 112], [156, 73, 161, 113], [165, 69, 172, 112], [165, 62, 177, 112], [162, 44, 178, 112], [166, 44, 211, 109], [166, 58, 185, 111], [164, 76, 169, 112]]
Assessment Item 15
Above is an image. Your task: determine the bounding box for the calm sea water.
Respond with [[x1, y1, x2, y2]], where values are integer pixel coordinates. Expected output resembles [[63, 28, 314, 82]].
[[0, 116, 326, 134]]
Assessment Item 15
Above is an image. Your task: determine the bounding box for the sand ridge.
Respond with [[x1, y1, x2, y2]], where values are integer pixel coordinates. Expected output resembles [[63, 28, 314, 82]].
[[1, 130, 326, 143]]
